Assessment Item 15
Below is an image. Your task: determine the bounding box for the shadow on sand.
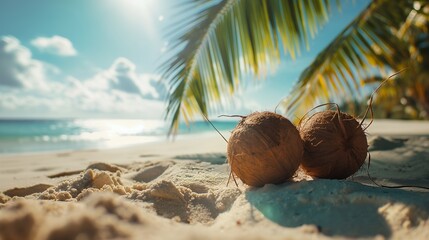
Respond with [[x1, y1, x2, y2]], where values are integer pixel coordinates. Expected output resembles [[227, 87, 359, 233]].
[[174, 153, 227, 165], [246, 179, 429, 238]]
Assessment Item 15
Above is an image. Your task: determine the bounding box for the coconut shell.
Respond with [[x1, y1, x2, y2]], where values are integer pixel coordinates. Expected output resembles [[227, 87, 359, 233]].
[[227, 111, 303, 187], [299, 110, 368, 179]]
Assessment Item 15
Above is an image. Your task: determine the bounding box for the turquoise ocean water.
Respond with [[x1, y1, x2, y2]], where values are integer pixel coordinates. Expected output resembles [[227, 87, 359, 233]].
[[0, 119, 238, 154]]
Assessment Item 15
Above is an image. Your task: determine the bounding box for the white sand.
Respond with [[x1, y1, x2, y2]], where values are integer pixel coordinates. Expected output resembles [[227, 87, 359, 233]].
[[0, 119, 428, 240]]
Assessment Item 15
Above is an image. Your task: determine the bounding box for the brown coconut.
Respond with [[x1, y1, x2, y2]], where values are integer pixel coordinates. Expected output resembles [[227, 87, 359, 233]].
[[227, 111, 303, 187], [299, 110, 368, 179]]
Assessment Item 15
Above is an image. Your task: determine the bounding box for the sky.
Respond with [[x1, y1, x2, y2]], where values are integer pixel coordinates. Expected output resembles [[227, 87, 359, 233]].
[[0, 0, 369, 120]]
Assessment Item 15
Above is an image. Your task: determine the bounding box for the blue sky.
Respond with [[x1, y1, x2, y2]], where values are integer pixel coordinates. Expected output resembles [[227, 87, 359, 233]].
[[0, 0, 369, 120]]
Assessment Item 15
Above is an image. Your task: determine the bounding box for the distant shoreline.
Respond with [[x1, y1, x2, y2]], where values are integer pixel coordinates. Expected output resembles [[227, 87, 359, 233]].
[[0, 118, 237, 155]]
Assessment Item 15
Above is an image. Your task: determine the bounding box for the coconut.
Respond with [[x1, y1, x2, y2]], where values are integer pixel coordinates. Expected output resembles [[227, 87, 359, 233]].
[[227, 111, 303, 187], [299, 110, 368, 179]]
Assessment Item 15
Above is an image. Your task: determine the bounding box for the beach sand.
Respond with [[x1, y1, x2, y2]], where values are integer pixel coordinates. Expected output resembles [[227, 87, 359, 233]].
[[0, 119, 428, 240]]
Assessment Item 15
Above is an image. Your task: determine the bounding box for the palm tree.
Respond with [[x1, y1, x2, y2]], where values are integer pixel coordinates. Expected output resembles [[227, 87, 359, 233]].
[[159, 0, 429, 134]]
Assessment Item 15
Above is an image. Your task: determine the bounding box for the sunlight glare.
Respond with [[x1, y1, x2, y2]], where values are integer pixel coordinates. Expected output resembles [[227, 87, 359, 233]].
[[122, 0, 153, 8], [112, 0, 162, 39]]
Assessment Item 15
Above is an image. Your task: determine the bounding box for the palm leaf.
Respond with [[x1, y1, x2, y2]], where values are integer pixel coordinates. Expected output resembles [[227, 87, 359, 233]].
[[160, 0, 332, 134], [279, 0, 421, 119]]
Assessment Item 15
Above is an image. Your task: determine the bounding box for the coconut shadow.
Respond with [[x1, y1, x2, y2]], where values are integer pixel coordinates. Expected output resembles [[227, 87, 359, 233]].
[[354, 135, 429, 188], [173, 153, 227, 165], [245, 179, 428, 238]]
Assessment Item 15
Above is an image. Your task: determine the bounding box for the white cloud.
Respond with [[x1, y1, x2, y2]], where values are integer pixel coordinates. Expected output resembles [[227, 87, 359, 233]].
[[85, 57, 167, 99], [31, 35, 77, 56], [0, 55, 165, 119], [0, 36, 53, 90], [67, 57, 168, 117], [0, 49, 167, 119], [0, 77, 166, 119]]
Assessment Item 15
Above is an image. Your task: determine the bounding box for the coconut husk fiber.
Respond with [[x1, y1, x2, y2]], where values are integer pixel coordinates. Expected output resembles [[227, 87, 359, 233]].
[[227, 111, 303, 187], [299, 110, 368, 179]]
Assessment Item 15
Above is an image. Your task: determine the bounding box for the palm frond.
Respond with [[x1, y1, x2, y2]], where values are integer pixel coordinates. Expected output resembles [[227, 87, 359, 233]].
[[160, 0, 332, 134], [279, 0, 419, 119]]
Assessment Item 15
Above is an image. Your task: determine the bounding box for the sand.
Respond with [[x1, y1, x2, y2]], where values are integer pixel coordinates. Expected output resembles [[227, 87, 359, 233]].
[[0, 119, 428, 240]]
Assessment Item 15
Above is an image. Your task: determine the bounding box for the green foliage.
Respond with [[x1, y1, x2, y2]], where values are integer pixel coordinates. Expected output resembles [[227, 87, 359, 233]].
[[281, 0, 425, 119], [160, 0, 332, 134], [160, 0, 429, 133]]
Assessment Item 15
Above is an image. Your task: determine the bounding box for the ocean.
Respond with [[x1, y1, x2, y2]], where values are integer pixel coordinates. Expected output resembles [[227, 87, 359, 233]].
[[0, 119, 238, 154]]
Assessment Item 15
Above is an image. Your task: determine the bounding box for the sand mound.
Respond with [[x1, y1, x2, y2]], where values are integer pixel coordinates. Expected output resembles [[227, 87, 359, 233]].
[[0, 193, 154, 240], [0, 159, 245, 240], [129, 161, 173, 182]]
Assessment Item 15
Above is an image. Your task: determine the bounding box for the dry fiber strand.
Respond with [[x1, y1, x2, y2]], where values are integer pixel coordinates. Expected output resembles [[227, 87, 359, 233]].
[[299, 110, 368, 179], [227, 111, 303, 187]]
